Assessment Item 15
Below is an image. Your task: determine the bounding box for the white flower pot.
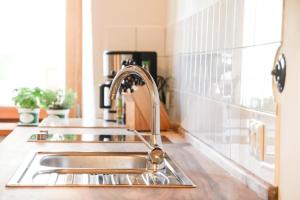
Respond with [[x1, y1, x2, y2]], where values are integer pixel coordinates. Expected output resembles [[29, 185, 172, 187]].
[[46, 109, 70, 119], [18, 108, 40, 125]]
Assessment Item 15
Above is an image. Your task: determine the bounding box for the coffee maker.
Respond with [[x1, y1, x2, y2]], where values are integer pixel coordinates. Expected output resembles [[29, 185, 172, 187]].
[[99, 51, 157, 122]]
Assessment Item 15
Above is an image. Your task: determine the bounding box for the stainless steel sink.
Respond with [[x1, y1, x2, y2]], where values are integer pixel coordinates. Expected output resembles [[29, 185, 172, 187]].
[[40, 153, 147, 169], [7, 152, 195, 187]]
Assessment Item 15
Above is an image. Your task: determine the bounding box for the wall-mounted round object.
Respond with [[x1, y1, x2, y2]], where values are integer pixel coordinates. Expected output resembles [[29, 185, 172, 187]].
[[271, 54, 286, 93]]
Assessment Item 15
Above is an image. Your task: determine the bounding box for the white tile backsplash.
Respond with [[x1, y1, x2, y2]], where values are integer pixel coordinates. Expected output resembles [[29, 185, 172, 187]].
[[238, 0, 256, 47], [136, 26, 165, 56], [213, 1, 221, 51], [225, 0, 236, 49], [105, 25, 168, 79], [219, 0, 227, 50], [254, 0, 283, 45], [206, 6, 214, 51], [157, 56, 168, 78], [106, 26, 136, 50], [166, 0, 283, 185], [165, 25, 174, 56], [201, 9, 208, 52], [196, 12, 203, 52]]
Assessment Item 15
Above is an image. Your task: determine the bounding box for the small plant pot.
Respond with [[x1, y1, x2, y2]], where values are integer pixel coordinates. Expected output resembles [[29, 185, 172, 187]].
[[18, 108, 40, 125], [46, 109, 70, 119]]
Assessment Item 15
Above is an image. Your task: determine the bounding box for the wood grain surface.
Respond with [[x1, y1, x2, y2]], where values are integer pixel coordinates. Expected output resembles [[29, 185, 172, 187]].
[[0, 127, 261, 200], [124, 86, 171, 131]]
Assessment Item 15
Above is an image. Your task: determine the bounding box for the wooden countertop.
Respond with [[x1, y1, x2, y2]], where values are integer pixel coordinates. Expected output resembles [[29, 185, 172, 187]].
[[0, 123, 17, 136], [39, 118, 125, 128], [0, 127, 261, 200]]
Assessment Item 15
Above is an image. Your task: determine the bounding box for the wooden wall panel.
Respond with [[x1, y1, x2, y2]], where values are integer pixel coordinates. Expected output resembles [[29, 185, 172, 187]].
[[66, 0, 82, 117]]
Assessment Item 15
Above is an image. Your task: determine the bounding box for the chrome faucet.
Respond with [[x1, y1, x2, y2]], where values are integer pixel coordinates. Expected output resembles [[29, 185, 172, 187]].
[[109, 65, 165, 168]]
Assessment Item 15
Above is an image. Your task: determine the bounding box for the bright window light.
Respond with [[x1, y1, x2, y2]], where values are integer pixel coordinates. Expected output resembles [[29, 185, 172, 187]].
[[0, 0, 66, 106]]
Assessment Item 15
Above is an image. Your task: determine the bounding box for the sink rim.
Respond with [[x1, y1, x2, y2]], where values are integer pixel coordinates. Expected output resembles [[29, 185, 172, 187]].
[[7, 151, 196, 188]]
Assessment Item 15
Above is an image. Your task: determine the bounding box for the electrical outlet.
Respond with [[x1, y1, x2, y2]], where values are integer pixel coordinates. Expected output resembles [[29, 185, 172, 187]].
[[249, 119, 265, 161]]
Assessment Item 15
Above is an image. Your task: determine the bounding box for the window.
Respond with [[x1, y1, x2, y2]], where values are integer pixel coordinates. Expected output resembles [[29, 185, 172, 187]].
[[0, 0, 66, 106]]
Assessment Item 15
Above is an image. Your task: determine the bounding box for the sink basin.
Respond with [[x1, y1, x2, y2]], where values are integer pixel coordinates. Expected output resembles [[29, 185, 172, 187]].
[[40, 152, 147, 169], [7, 152, 195, 187]]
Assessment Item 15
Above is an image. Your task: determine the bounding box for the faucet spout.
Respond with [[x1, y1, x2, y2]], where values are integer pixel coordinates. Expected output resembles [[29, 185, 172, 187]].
[[109, 65, 164, 166]]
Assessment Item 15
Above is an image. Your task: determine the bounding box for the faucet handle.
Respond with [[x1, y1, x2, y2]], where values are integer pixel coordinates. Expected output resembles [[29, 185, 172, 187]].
[[149, 146, 165, 165]]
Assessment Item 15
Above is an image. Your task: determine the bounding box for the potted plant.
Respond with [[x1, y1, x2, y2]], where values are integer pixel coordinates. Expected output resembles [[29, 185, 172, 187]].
[[40, 89, 77, 119], [12, 87, 42, 125]]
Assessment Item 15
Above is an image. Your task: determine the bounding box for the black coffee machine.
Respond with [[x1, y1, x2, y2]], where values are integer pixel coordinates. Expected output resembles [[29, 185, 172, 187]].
[[99, 51, 157, 122]]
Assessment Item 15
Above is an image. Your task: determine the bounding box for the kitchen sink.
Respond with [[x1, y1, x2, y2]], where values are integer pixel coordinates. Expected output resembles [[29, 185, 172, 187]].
[[40, 153, 147, 169], [7, 152, 195, 187]]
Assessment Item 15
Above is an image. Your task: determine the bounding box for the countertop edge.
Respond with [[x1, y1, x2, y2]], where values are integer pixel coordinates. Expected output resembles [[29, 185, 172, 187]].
[[178, 127, 277, 200]]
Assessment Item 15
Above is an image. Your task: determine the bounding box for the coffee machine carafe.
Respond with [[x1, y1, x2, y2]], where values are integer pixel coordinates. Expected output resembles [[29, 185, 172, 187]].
[[99, 51, 157, 122], [99, 79, 115, 122]]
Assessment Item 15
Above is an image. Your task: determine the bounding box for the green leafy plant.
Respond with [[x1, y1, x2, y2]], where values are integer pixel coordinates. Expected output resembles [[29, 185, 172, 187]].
[[39, 89, 57, 109], [12, 87, 42, 109], [40, 89, 77, 110]]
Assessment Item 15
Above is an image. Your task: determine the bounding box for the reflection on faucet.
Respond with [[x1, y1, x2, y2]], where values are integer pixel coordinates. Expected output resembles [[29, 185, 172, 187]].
[[109, 65, 165, 169]]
